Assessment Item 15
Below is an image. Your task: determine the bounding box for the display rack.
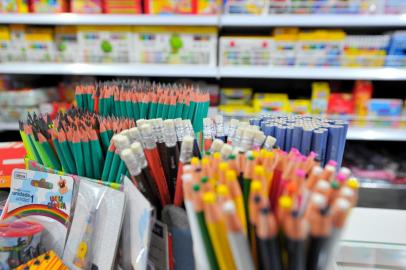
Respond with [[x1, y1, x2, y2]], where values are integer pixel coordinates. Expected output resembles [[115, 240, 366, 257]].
[[220, 14, 406, 27], [0, 14, 218, 26], [346, 127, 406, 141], [1, 14, 406, 27], [219, 66, 406, 81], [0, 63, 218, 77], [2, 64, 406, 81]]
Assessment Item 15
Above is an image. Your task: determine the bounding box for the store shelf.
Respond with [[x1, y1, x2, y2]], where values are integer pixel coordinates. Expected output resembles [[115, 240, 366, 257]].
[[220, 14, 406, 27], [219, 66, 406, 80], [0, 63, 218, 77], [347, 127, 406, 141], [0, 122, 19, 131], [0, 14, 218, 26]]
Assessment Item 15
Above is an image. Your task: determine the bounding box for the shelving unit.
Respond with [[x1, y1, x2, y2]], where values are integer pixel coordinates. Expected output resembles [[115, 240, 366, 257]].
[[0, 122, 19, 132], [346, 127, 406, 141], [0, 63, 218, 77], [2, 64, 406, 81], [220, 14, 406, 27], [219, 66, 406, 81], [0, 14, 218, 26]]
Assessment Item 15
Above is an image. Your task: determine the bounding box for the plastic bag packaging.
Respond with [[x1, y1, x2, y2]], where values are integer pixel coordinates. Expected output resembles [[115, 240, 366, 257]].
[[0, 168, 75, 264], [119, 176, 154, 270], [63, 178, 125, 270]]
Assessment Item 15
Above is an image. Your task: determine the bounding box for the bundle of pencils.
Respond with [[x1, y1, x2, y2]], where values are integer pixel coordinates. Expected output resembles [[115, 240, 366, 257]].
[[75, 80, 210, 134], [203, 113, 348, 167], [19, 109, 136, 182], [179, 141, 358, 270]]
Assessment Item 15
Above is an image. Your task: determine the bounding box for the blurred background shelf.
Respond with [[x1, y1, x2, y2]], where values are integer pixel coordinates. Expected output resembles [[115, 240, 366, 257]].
[[219, 66, 406, 80], [346, 127, 406, 141], [0, 14, 219, 26], [220, 14, 406, 27], [1, 14, 406, 27], [0, 63, 218, 77], [0, 122, 19, 132]]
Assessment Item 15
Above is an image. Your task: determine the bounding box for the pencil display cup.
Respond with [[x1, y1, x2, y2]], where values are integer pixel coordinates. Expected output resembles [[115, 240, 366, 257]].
[[0, 220, 44, 269]]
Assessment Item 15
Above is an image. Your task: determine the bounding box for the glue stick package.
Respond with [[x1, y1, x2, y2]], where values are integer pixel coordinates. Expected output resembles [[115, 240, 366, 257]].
[[63, 178, 125, 270], [1, 169, 75, 257]]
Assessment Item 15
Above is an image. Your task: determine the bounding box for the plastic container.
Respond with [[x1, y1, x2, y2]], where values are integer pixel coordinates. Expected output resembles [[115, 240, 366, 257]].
[[0, 220, 44, 269]]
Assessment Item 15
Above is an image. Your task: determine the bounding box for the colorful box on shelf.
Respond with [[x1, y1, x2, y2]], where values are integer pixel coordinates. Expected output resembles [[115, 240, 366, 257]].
[[268, 0, 380, 14], [0, 0, 29, 13], [78, 26, 132, 63], [132, 26, 217, 66], [311, 82, 330, 114], [55, 26, 78, 63], [220, 87, 252, 105], [253, 93, 290, 112], [353, 80, 373, 117], [0, 142, 26, 188], [342, 35, 389, 67], [328, 93, 354, 115], [223, 0, 268, 14], [272, 28, 298, 66], [144, 0, 220, 14], [104, 0, 142, 14], [296, 30, 345, 67], [71, 0, 103, 13], [30, 0, 68, 13], [290, 99, 311, 114], [220, 36, 273, 66], [368, 99, 403, 117], [25, 26, 55, 62]]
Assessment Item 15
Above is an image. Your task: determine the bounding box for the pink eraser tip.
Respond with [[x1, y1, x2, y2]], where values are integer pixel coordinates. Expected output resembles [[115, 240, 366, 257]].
[[328, 160, 337, 166], [296, 169, 306, 177], [337, 173, 346, 182], [290, 148, 298, 153], [309, 151, 317, 157], [300, 156, 307, 162]]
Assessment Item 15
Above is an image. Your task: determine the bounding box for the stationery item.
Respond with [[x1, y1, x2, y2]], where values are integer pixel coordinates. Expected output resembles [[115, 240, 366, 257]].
[[132, 26, 217, 67], [30, 0, 67, 13], [2, 169, 74, 256], [223, 0, 268, 14], [71, 0, 103, 13], [311, 82, 330, 114], [181, 145, 358, 270], [15, 250, 68, 270], [77, 26, 133, 63], [220, 36, 273, 66], [120, 176, 154, 270], [63, 178, 125, 270], [55, 26, 79, 63], [221, 88, 253, 106], [368, 99, 403, 117], [0, 220, 44, 269], [0, 142, 26, 188]]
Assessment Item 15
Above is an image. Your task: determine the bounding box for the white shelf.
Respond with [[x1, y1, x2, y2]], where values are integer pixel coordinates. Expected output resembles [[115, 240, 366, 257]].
[[1, 14, 406, 27], [347, 127, 406, 141], [221, 14, 406, 27], [219, 66, 406, 80], [0, 14, 218, 26], [0, 63, 218, 77], [0, 122, 19, 131]]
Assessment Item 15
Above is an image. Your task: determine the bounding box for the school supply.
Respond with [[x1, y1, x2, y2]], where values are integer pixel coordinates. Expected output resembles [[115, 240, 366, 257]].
[[180, 143, 358, 270], [15, 250, 68, 270]]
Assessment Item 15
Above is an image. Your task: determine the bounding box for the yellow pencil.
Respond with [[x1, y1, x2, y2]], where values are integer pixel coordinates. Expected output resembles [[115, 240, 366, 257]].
[[226, 170, 247, 235], [203, 192, 237, 270]]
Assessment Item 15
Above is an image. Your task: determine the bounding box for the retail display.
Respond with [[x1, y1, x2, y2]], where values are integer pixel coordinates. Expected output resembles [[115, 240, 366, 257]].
[[0, 25, 218, 66], [220, 29, 406, 68], [0, 142, 26, 188], [1, 0, 405, 14]]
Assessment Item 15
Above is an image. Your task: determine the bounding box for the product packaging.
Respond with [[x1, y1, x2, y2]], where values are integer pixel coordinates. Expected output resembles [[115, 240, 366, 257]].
[[220, 36, 273, 66], [289, 99, 311, 114], [0, 142, 26, 188], [78, 26, 133, 63], [311, 82, 330, 114], [71, 0, 102, 13], [119, 176, 154, 270], [30, 0, 67, 13], [272, 28, 298, 66], [104, 0, 142, 14], [220, 88, 252, 105], [253, 93, 290, 112], [223, 0, 268, 14], [15, 250, 68, 269], [1, 169, 75, 257], [0, 0, 29, 13], [55, 26, 79, 63], [353, 80, 373, 117], [63, 178, 125, 270], [25, 27, 55, 62], [328, 93, 354, 115], [132, 26, 217, 66], [368, 99, 403, 117]]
